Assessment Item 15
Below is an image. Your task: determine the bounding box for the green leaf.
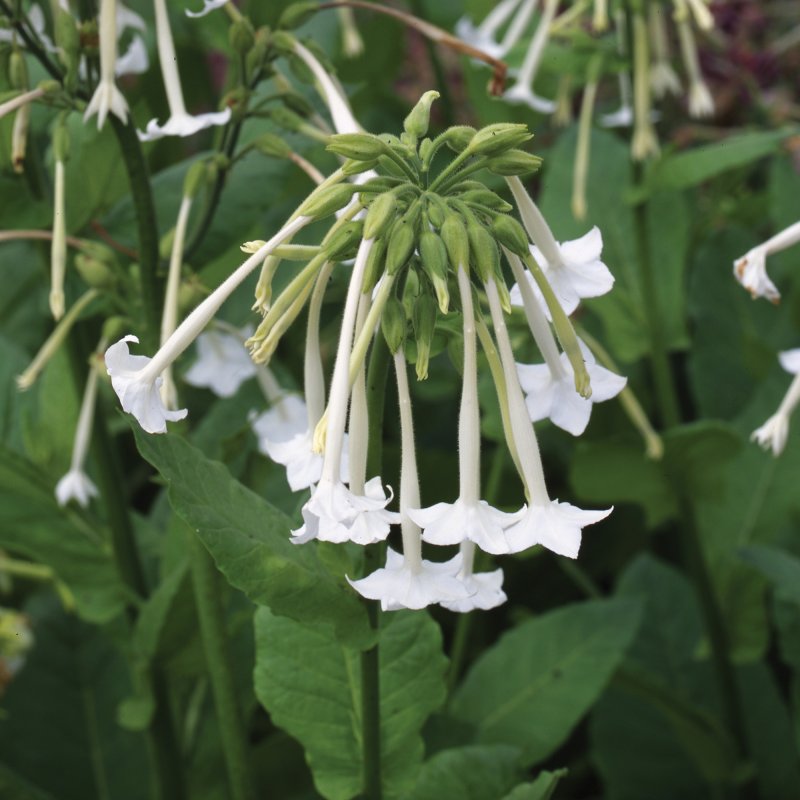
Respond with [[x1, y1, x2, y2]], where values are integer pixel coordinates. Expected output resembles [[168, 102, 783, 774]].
[[647, 128, 798, 191], [500, 769, 568, 800], [406, 745, 522, 800], [0, 445, 127, 624], [253, 608, 447, 800], [450, 598, 642, 766], [739, 545, 800, 606], [0, 597, 150, 800], [133, 428, 373, 648]]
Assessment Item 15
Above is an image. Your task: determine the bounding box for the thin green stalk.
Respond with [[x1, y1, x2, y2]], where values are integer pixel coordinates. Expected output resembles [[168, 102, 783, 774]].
[[632, 158, 680, 427], [188, 535, 256, 800], [110, 117, 162, 349], [360, 335, 390, 800]]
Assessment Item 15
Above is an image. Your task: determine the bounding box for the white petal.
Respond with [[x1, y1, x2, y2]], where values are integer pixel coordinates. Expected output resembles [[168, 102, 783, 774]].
[[733, 247, 780, 302], [116, 36, 149, 76], [442, 568, 507, 613], [55, 469, 99, 508], [549, 379, 593, 436], [138, 109, 231, 141], [586, 361, 627, 403], [751, 413, 789, 457], [779, 349, 800, 375], [186, 0, 228, 17], [504, 83, 557, 114], [184, 329, 257, 397]]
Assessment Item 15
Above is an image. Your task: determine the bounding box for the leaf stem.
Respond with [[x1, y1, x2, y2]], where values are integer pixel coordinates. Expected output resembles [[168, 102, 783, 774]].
[[188, 534, 256, 800]]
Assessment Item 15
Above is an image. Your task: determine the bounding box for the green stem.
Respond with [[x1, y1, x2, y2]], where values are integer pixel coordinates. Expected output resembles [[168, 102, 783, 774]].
[[668, 483, 756, 798], [110, 117, 162, 350], [632, 161, 680, 428], [188, 535, 256, 800], [360, 335, 390, 800]]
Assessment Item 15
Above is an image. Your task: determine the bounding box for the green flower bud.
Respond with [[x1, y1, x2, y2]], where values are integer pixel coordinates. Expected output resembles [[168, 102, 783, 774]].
[[413, 293, 437, 380], [327, 132, 387, 161], [10, 50, 28, 90], [385, 216, 416, 275], [467, 222, 500, 283], [456, 189, 513, 213], [485, 149, 543, 176], [269, 105, 306, 132], [419, 230, 450, 313], [467, 123, 533, 157], [443, 126, 477, 153], [282, 89, 314, 117], [254, 132, 293, 159], [340, 159, 374, 176], [298, 183, 357, 219], [419, 138, 434, 164], [322, 220, 364, 260], [270, 30, 297, 54], [381, 296, 407, 354], [361, 236, 387, 294], [55, 9, 80, 89], [245, 26, 271, 74], [74, 252, 116, 289], [440, 213, 469, 270], [358, 176, 403, 196], [377, 153, 409, 179], [364, 192, 397, 240], [401, 264, 420, 320], [403, 90, 440, 140], [229, 17, 255, 55], [425, 195, 448, 229], [491, 214, 530, 257]]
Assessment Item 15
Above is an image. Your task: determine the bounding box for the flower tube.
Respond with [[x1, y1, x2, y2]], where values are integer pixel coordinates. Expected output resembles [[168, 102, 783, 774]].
[[752, 349, 800, 456], [733, 220, 800, 303]]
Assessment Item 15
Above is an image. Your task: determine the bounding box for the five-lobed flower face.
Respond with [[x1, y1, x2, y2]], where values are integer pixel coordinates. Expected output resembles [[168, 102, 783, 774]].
[[184, 328, 257, 398]]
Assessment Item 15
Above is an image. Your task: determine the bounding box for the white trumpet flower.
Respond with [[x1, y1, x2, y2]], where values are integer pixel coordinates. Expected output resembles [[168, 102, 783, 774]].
[[752, 349, 800, 457], [441, 542, 507, 613], [184, 326, 257, 397], [733, 220, 800, 303]]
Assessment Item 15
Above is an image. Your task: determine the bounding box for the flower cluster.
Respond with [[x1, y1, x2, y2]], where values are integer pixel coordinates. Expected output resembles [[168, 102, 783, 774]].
[[103, 88, 624, 613]]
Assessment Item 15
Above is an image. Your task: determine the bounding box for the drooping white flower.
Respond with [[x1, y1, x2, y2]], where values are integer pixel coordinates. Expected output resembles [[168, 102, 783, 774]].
[[601, 72, 634, 128], [186, 0, 228, 18], [441, 542, 507, 613], [733, 221, 800, 303], [503, 0, 558, 114], [56, 469, 99, 507], [83, 0, 130, 129], [509, 227, 614, 317], [292, 239, 398, 543], [485, 276, 612, 558], [252, 393, 349, 492], [139, 0, 231, 140], [350, 547, 471, 611], [56, 352, 102, 507], [184, 326, 257, 397], [337, 7, 365, 58], [410, 266, 522, 553], [504, 500, 613, 558], [517, 339, 626, 436], [649, 6, 682, 98], [676, 17, 714, 119], [49, 157, 67, 321], [105, 215, 310, 432], [751, 349, 800, 457], [105, 335, 189, 434]]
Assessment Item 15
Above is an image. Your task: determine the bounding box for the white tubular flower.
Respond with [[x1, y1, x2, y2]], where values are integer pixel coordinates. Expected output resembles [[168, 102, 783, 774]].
[[0, 88, 46, 121], [410, 266, 522, 554], [517, 339, 626, 436], [49, 158, 67, 320], [486, 277, 612, 558], [337, 7, 364, 58], [56, 353, 101, 508], [105, 215, 311, 433], [503, 0, 557, 114], [441, 542, 507, 613], [84, 0, 130, 129], [676, 17, 714, 119], [186, 0, 228, 18], [292, 40, 362, 135], [751, 349, 800, 457], [455, 0, 526, 59], [292, 239, 398, 544], [184, 326, 257, 397], [631, 10, 660, 160], [348, 352, 471, 611], [733, 220, 800, 303], [507, 177, 614, 317], [139, 0, 231, 140], [649, 6, 682, 99]]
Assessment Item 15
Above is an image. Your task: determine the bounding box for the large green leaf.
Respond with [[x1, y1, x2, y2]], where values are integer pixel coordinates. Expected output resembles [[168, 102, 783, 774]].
[[254, 608, 447, 800], [450, 598, 642, 765], [0, 597, 150, 800], [647, 128, 798, 191], [0, 446, 127, 624], [739, 545, 800, 606], [133, 428, 373, 647], [406, 745, 522, 800]]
